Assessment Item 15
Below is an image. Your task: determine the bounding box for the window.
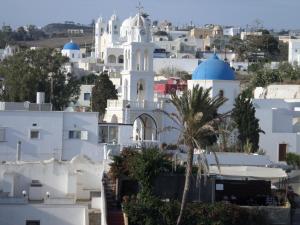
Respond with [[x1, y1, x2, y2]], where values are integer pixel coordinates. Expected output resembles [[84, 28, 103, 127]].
[[26, 220, 40, 225], [30, 130, 39, 139], [99, 126, 118, 143], [0, 128, 5, 142], [219, 90, 224, 98], [279, 144, 287, 161], [84, 93, 91, 101], [69, 130, 88, 140], [69, 130, 81, 139]]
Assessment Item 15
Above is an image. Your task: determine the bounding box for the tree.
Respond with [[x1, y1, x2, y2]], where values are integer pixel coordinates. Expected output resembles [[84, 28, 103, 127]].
[[91, 72, 118, 117], [231, 91, 264, 152], [0, 48, 80, 110], [159, 85, 227, 225]]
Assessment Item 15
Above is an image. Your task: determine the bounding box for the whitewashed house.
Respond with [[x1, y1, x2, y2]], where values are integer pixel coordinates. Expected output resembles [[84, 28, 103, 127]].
[[0, 110, 102, 162], [254, 85, 300, 162], [0, 155, 104, 225], [289, 38, 300, 65]]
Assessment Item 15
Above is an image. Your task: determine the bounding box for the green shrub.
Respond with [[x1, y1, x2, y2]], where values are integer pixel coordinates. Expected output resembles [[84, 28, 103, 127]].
[[124, 200, 270, 225], [286, 152, 300, 168]]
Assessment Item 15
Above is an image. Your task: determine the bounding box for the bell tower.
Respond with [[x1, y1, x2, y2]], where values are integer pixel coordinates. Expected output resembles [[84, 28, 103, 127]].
[[121, 9, 154, 102]]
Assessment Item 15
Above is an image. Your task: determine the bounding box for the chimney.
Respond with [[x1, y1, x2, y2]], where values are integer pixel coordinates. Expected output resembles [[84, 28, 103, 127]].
[[36, 92, 45, 104], [16, 141, 21, 161]]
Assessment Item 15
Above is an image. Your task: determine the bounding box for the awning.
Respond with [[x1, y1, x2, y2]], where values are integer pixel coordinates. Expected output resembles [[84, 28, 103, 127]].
[[209, 166, 287, 179]]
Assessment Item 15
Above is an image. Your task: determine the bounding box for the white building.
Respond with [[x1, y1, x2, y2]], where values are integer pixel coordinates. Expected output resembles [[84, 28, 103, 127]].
[[0, 155, 103, 225], [254, 85, 300, 162], [2, 45, 20, 59], [75, 85, 94, 111], [289, 38, 300, 65], [223, 27, 241, 36], [0, 110, 102, 162], [240, 31, 263, 40]]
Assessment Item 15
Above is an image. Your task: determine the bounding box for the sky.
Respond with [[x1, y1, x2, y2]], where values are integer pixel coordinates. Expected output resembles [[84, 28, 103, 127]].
[[1, 0, 300, 30]]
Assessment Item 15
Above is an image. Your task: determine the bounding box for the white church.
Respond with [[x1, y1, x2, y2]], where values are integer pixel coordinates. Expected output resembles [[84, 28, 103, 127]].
[[97, 10, 240, 151]]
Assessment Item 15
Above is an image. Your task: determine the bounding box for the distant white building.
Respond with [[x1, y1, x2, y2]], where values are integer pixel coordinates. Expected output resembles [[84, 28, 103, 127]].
[[240, 31, 262, 40], [2, 45, 20, 59], [288, 38, 300, 65], [254, 85, 300, 162], [223, 27, 241, 36], [75, 85, 94, 111]]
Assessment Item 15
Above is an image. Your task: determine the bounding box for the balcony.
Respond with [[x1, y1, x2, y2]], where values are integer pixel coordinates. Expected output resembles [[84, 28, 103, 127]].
[[107, 100, 163, 110]]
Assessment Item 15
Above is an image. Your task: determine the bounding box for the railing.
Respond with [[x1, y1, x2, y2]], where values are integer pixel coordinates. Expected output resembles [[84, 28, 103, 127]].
[[129, 140, 160, 149], [0, 197, 28, 204], [107, 99, 163, 110]]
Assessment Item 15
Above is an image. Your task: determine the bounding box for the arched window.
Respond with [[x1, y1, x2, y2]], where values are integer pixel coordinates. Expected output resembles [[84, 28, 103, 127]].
[[136, 79, 145, 101], [136, 50, 141, 71], [111, 114, 118, 123], [144, 50, 148, 71]]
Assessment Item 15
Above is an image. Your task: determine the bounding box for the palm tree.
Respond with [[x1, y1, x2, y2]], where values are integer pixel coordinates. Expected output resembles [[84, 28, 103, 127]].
[[157, 85, 227, 225]]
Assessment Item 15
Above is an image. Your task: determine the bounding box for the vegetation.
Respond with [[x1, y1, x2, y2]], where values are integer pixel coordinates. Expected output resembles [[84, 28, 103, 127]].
[[232, 91, 264, 152], [0, 25, 47, 48], [158, 67, 191, 80], [217, 119, 236, 152], [286, 152, 300, 169], [112, 148, 269, 225], [91, 72, 118, 117], [247, 62, 300, 90], [0, 48, 80, 110], [124, 200, 270, 225], [227, 32, 287, 62], [158, 85, 227, 225]]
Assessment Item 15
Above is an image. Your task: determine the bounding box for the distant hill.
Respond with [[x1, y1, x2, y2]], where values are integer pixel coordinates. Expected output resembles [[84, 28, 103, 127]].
[[42, 23, 93, 36]]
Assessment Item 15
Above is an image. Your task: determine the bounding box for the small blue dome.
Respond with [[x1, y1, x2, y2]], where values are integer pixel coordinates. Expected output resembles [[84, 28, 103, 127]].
[[192, 54, 235, 80], [63, 41, 80, 50]]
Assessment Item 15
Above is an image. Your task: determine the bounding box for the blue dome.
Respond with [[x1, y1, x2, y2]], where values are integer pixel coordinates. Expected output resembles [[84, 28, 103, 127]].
[[63, 41, 80, 50], [192, 54, 235, 80]]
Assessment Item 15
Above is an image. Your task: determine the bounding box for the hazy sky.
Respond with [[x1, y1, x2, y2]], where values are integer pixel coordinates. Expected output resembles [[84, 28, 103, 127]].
[[1, 0, 300, 30]]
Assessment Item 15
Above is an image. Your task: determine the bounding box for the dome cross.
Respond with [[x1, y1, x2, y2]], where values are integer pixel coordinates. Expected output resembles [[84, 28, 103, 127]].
[[136, 1, 144, 14]]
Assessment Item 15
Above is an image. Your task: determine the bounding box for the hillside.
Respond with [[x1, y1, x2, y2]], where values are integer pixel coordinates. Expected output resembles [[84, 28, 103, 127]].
[[17, 34, 94, 48], [42, 23, 93, 35]]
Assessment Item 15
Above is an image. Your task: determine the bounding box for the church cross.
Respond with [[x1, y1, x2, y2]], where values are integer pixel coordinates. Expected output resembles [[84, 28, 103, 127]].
[[136, 1, 144, 14]]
